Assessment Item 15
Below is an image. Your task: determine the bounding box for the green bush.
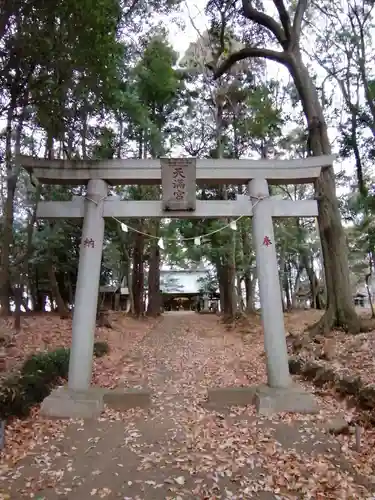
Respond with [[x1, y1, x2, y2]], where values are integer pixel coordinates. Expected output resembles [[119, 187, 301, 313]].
[[0, 375, 30, 419], [0, 342, 110, 420], [93, 341, 109, 358], [21, 373, 53, 407], [0, 347, 71, 420], [22, 348, 70, 379]]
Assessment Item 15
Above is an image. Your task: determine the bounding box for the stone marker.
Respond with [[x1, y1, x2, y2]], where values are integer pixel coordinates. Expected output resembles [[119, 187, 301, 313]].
[[161, 157, 196, 211]]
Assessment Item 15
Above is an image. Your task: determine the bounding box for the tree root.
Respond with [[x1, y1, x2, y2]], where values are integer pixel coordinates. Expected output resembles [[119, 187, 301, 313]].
[[221, 311, 250, 324], [146, 311, 161, 318], [306, 306, 375, 336], [97, 311, 113, 328], [358, 318, 375, 333], [245, 309, 261, 317], [306, 306, 336, 337]]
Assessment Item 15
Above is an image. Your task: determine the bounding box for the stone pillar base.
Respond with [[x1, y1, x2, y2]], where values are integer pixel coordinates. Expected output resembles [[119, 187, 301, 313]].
[[206, 386, 257, 407], [41, 387, 103, 419], [206, 383, 318, 416], [254, 383, 319, 416], [102, 388, 150, 411], [41, 386, 151, 419]]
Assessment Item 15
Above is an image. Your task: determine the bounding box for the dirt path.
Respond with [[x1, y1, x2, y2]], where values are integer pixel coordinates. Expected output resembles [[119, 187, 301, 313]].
[[2, 314, 375, 499]]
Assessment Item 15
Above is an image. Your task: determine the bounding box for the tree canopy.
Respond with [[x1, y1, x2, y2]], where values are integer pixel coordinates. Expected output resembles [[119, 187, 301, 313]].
[[0, 0, 374, 331]]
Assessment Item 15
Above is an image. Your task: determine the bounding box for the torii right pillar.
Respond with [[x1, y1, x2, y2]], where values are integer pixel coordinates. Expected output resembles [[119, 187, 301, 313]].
[[249, 178, 318, 415]]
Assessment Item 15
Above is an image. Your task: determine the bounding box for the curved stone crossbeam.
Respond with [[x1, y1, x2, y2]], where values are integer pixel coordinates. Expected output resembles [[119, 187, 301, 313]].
[[18, 154, 335, 185]]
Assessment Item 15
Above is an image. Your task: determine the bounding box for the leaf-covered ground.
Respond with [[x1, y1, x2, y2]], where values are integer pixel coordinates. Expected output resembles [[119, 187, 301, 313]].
[[284, 309, 375, 386], [1, 311, 375, 499]]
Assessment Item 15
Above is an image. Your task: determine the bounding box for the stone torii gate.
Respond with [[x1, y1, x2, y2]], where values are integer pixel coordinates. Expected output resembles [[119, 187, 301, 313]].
[[20, 154, 334, 418]]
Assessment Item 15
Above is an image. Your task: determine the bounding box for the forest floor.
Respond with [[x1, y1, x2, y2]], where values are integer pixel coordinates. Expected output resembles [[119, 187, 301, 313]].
[[1, 310, 375, 499]]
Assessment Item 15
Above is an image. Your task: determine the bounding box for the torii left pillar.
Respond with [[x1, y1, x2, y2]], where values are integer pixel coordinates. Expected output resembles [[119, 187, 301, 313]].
[[69, 179, 108, 391], [41, 180, 108, 418]]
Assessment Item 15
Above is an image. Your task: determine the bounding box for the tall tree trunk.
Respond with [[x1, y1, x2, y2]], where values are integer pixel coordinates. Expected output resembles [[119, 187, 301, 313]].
[[279, 249, 286, 312], [96, 285, 112, 328], [115, 221, 133, 314], [287, 261, 294, 308], [221, 265, 230, 316], [215, 261, 226, 313], [216, 261, 225, 313], [228, 262, 237, 316], [283, 261, 292, 310], [132, 231, 145, 317], [117, 118, 124, 158], [365, 272, 375, 318], [147, 239, 161, 316], [81, 110, 88, 159], [215, 95, 237, 318], [0, 104, 16, 314], [291, 262, 303, 309], [350, 110, 366, 196], [219, 263, 236, 318], [245, 269, 257, 313], [30, 268, 43, 312], [21, 294, 30, 313], [213, 1, 364, 333], [288, 52, 361, 333], [220, 209, 237, 317], [1, 105, 27, 314], [47, 263, 69, 319], [244, 273, 251, 311], [300, 251, 323, 310], [236, 275, 243, 311], [13, 284, 22, 331], [127, 265, 135, 314], [241, 219, 256, 313]]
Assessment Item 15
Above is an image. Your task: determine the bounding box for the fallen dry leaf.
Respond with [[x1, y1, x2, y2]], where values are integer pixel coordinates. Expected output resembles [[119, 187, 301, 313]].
[[174, 476, 186, 485], [0, 310, 374, 499]]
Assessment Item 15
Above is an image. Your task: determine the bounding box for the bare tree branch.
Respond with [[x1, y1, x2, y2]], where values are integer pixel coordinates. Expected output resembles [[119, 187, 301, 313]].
[[348, 4, 375, 130], [242, 0, 288, 48], [292, 0, 308, 45], [313, 50, 357, 115], [212, 46, 290, 79], [273, 0, 292, 42], [122, 0, 141, 20]]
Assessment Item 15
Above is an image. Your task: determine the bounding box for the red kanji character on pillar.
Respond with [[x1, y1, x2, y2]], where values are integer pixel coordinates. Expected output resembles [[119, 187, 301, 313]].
[[263, 235, 272, 247]]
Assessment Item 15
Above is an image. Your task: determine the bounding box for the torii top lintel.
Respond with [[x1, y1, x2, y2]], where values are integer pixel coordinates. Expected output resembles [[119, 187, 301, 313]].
[[18, 154, 335, 186]]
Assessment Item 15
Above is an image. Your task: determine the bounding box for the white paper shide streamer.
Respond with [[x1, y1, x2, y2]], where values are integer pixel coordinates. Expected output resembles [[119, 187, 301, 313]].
[[116, 214, 240, 246]]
